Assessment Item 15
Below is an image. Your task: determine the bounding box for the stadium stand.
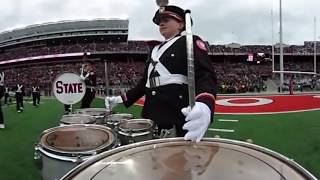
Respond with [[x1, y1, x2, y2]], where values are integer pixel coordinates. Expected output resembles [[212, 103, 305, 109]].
[[0, 20, 319, 95]]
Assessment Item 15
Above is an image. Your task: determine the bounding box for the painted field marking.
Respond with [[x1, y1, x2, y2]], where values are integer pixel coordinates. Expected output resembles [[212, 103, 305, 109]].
[[208, 128, 235, 133], [218, 119, 239, 122]]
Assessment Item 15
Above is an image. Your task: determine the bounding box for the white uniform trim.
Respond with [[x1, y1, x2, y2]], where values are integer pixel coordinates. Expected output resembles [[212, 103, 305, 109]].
[[16, 84, 23, 93], [146, 35, 188, 88]]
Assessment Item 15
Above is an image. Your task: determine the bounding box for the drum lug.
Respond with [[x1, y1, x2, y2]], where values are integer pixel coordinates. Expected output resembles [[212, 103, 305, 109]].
[[75, 155, 83, 163], [34, 147, 42, 170]]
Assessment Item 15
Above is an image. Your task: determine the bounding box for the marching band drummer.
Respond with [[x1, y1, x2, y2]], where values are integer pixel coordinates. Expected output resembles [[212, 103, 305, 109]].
[[106, 5, 217, 142], [80, 60, 97, 108]]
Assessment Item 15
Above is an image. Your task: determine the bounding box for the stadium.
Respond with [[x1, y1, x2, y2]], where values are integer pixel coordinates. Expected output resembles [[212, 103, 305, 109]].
[[0, 16, 319, 180]]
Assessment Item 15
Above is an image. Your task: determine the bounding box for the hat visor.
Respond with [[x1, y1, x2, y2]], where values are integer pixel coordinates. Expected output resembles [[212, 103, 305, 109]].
[[153, 13, 184, 25]]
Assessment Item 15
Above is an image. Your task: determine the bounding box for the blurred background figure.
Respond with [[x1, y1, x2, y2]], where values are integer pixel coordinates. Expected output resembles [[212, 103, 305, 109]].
[[14, 80, 25, 113], [80, 60, 96, 108], [32, 84, 40, 107], [0, 71, 5, 128]]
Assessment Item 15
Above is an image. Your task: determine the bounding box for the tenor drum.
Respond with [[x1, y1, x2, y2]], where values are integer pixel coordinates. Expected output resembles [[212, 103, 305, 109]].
[[60, 114, 96, 125], [61, 138, 316, 180], [117, 119, 154, 145], [74, 108, 110, 124], [34, 124, 117, 180], [105, 113, 133, 129]]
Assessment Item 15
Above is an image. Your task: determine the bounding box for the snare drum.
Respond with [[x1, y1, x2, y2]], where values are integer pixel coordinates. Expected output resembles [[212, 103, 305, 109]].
[[105, 113, 133, 129], [118, 119, 154, 145], [74, 108, 110, 124], [61, 138, 317, 180], [34, 124, 117, 180], [60, 114, 96, 125]]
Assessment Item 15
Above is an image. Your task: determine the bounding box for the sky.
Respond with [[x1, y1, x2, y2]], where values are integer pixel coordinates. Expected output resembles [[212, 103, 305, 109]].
[[0, 0, 319, 45]]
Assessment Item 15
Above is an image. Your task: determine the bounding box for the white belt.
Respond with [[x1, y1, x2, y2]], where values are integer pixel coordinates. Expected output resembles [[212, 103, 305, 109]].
[[147, 74, 187, 88]]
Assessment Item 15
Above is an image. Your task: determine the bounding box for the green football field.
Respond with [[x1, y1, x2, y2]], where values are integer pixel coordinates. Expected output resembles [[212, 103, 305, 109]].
[[0, 97, 319, 180]]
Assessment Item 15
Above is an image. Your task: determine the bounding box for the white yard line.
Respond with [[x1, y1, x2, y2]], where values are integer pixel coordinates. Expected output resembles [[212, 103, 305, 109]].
[[208, 128, 235, 133], [218, 119, 239, 122]]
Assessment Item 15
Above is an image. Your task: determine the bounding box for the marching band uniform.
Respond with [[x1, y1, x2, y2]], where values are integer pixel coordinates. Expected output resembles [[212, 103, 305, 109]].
[[32, 86, 40, 107], [14, 83, 25, 112], [107, 5, 217, 142], [4, 87, 9, 105], [80, 62, 96, 108]]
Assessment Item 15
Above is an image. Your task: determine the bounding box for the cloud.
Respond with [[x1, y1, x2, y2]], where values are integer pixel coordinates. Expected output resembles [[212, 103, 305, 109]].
[[0, 0, 319, 45]]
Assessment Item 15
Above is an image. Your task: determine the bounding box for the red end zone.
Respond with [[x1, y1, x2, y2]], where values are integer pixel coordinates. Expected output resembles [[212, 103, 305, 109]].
[[135, 95, 320, 114]]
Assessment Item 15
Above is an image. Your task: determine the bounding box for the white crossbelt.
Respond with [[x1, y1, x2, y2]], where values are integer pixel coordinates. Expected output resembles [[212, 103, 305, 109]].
[[146, 35, 188, 88], [16, 84, 23, 93]]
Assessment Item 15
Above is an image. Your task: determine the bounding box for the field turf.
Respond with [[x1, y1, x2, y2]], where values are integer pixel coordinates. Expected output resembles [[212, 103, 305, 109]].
[[0, 97, 319, 179]]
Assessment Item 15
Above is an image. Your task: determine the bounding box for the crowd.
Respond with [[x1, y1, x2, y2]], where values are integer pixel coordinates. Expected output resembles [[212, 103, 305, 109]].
[[0, 41, 149, 62], [214, 62, 269, 93], [209, 41, 320, 54], [1, 38, 320, 95], [1, 59, 319, 95], [1, 41, 320, 62], [0, 61, 145, 96]]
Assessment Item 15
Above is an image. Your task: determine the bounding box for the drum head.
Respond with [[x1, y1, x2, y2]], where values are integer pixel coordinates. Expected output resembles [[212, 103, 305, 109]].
[[61, 138, 315, 180], [75, 108, 109, 117], [39, 125, 116, 155], [118, 119, 153, 132], [60, 114, 96, 124]]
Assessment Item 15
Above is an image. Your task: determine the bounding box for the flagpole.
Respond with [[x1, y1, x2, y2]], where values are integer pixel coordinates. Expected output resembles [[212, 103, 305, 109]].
[[279, 0, 284, 93]]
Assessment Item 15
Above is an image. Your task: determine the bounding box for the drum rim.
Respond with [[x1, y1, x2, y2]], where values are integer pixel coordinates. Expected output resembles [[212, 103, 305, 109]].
[[38, 124, 117, 157], [60, 114, 96, 124], [118, 119, 154, 132], [60, 137, 317, 180], [75, 108, 109, 115], [107, 113, 133, 118]]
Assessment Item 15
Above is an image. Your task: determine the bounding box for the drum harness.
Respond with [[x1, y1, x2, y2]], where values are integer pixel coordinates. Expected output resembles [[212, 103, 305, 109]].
[[146, 35, 188, 89], [146, 35, 187, 139]]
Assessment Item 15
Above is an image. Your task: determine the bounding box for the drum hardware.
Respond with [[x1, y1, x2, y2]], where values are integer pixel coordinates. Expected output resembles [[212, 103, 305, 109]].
[[158, 126, 176, 138], [33, 145, 42, 170]]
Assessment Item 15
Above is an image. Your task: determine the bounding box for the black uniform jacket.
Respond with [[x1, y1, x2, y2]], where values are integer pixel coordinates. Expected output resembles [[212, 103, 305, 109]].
[[122, 35, 217, 128], [84, 71, 97, 89]]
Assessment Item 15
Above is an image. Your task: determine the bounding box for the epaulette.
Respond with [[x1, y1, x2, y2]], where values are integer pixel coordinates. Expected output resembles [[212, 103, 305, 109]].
[[196, 38, 208, 52]]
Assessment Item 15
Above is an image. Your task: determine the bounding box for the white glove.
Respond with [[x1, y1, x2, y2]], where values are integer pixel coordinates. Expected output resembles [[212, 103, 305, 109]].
[[181, 102, 211, 143], [80, 74, 86, 81], [105, 96, 123, 110], [105, 97, 111, 112]]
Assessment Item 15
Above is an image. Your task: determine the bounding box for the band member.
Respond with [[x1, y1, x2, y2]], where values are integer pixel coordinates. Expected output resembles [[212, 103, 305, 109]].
[[4, 86, 9, 105], [0, 71, 5, 128], [32, 85, 40, 107], [80, 60, 96, 108], [106, 5, 217, 142], [14, 82, 25, 113]]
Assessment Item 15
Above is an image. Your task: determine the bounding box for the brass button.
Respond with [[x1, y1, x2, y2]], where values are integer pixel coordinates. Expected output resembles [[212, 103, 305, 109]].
[[152, 91, 156, 95]]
